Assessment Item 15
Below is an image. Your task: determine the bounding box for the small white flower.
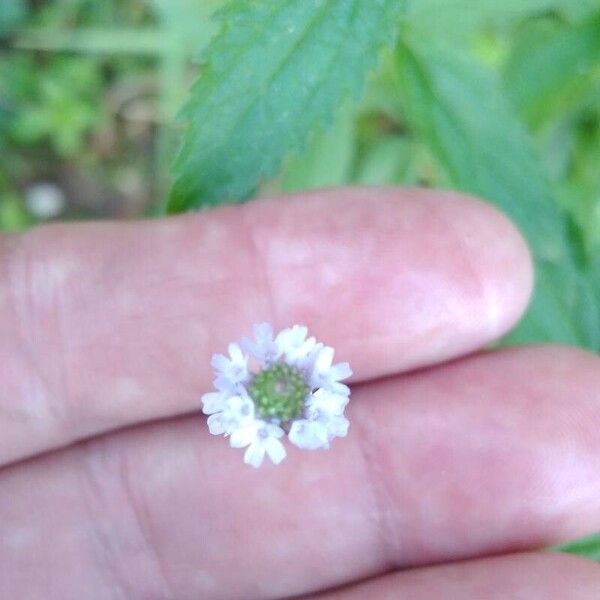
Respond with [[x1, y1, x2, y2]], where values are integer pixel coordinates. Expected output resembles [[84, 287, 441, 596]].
[[275, 325, 316, 363], [288, 419, 330, 450], [201, 391, 226, 415], [202, 323, 352, 467], [211, 343, 249, 392], [307, 388, 350, 417], [309, 346, 352, 395], [241, 323, 280, 365], [289, 389, 350, 450], [204, 393, 254, 436], [230, 420, 286, 468]]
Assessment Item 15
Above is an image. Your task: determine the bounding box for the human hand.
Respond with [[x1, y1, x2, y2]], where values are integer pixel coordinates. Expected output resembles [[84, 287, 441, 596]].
[[1, 187, 599, 599]]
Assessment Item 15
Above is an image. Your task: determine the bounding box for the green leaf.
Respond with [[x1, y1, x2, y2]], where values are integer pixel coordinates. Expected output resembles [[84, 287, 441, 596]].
[[167, 0, 403, 212], [354, 136, 420, 185], [279, 100, 355, 193], [556, 533, 600, 562], [406, 0, 594, 43], [149, 0, 225, 53], [503, 13, 600, 128], [395, 32, 599, 348]]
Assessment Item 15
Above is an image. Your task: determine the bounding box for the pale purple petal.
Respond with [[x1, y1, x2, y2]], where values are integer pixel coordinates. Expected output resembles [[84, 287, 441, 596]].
[[210, 353, 230, 372], [242, 322, 280, 363], [276, 325, 316, 363]]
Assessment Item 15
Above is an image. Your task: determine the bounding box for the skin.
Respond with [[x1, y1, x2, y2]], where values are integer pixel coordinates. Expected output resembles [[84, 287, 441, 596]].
[[0, 186, 598, 599]]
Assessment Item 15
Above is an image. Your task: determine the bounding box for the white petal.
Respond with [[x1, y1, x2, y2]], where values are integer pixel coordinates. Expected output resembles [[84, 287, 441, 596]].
[[309, 346, 335, 388], [274, 327, 293, 350], [288, 419, 330, 450], [315, 345, 334, 371], [330, 382, 351, 396], [299, 336, 317, 360], [213, 375, 235, 392], [241, 336, 259, 357], [228, 344, 249, 380], [262, 422, 285, 439], [310, 389, 349, 415], [243, 322, 281, 364], [330, 362, 352, 381], [327, 414, 350, 438], [201, 392, 225, 415], [244, 442, 266, 468], [228, 342, 244, 364], [295, 342, 323, 376], [207, 413, 226, 435], [229, 423, 258, 448], [264, 437, 286, 464], [226, 395, 255, 420], [211, 344, 249, 385], [276, 325, 316, 363], [276, 325, 307, 346]]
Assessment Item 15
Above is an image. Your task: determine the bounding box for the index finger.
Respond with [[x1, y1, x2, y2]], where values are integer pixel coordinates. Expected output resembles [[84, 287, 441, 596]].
[[0, 186, 532, 465]]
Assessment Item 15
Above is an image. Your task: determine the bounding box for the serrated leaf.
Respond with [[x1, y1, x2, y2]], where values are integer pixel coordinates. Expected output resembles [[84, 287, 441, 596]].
[[167, 0, 402, 212], [503, 13, 600, 128], [395, 33, 600, 348]]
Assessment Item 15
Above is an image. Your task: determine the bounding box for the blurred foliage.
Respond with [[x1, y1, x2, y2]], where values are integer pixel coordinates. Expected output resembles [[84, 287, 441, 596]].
[[0, 0, 168, 226], [0, 0, 26, 35], [6, 54, 105, 157], [0, 0, 599, 559]]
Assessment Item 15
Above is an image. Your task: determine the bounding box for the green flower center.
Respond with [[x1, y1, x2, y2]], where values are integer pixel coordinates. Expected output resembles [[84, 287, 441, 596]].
[[249, 363, 309, 422]]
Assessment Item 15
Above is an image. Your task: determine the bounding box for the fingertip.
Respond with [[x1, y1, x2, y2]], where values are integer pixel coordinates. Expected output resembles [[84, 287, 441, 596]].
[[240, 186, 535, 376], [434, 188, 534, 339]]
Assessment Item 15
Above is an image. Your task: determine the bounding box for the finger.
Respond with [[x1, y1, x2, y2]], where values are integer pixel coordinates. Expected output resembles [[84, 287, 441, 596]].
[[0, 186, 531, 465], [308, 553, 600, 599], [1, 346, 598, 600]]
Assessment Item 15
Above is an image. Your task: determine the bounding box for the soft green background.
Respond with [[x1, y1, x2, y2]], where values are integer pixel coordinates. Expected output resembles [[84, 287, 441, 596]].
[[1, 0, 599, 561]]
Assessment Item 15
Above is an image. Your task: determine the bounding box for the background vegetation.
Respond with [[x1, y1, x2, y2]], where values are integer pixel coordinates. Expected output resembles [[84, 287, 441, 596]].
[[1, 0, 599, 561]]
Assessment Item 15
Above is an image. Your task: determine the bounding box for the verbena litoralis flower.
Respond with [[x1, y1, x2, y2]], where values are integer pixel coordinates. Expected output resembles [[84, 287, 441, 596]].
[[202, 323, 352, 468]]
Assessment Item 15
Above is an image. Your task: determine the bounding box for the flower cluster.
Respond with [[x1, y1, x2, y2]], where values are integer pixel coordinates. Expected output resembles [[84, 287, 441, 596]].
[[202, 323, 352, 467]]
